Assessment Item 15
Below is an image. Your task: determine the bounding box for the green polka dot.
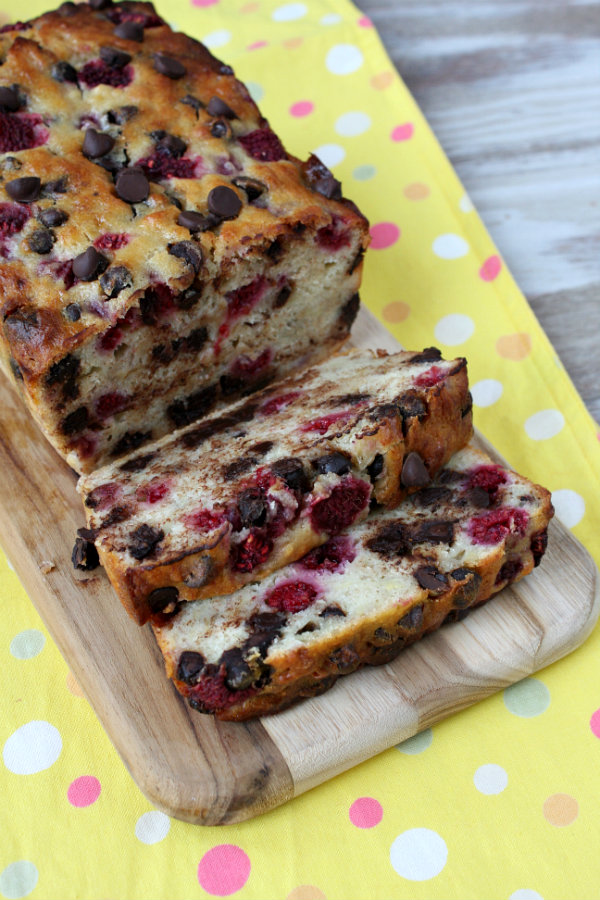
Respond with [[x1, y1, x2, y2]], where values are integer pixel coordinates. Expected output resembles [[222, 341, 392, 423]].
[[353, 164, 376, 181], [503, 677, 550, 717], [245, 81, 264, 102], [0, 861, 38, 899], [10, 629, 45, 660], [396, 728, 433, 754]]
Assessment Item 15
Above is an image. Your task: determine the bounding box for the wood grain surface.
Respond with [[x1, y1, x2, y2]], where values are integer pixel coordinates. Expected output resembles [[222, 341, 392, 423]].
[[0, 307, 597, 825], [358, 0, 600, 422]]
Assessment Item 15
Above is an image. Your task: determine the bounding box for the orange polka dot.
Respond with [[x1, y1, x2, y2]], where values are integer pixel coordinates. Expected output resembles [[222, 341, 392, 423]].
[[283, 36, 304, 49], [404, 182, 430, 200], [382, 301, 410, 324], [66, 670, 84, 697], [240, 1, 259, 11], [496, 332, 531, 361], [286, 887, 327, 900], [370, 71, 394, 91], [543, 793, 579, 826]]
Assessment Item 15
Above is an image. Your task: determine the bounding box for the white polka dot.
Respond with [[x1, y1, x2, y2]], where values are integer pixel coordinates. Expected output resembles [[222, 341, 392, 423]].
[[335, 111, 371, 137], [396, 729, 433, 755], [474, 764, 508, 795], [471, 379, 503, 408], [459, 193, 474, 213], [3, 721, 62, 775], [432, 233, 469, 259], [551, 490, 585, 528], [0, 861, 38, 899], [390, 828, 448, 881], [434, 313, 475, 346], [313, 143, 346, 168], [135, 811, 171, 844], [202, 30, 231, 49], [272, 3, 307, 21], [326, 44, 364, 75], [320, 13, 342, 25], [524, 409, 565, 441], [10, 629, 45, 660], [244, 81, 264, 103], [509, 891, 544, 900], [5, 555, 15, 572]]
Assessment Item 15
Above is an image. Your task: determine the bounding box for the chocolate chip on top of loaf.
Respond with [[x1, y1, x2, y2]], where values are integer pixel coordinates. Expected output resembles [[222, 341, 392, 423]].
[[77, 348, 474, 624], [153, 443, 554, 720], [0, 1, 368, 472]]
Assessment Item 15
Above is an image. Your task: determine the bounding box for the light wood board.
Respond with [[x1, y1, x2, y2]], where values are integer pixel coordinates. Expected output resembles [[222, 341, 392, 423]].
[[0, 306, 598, 825]]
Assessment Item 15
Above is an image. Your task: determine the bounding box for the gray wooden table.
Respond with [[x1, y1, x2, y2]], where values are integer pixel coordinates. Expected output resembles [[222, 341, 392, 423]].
[[359, 0, 600, 423]]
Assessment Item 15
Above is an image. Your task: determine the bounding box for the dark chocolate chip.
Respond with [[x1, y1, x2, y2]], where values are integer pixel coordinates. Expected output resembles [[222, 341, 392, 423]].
[[177, 210, 214, 232], [61, 406, 88, 435], [412, 519, 455, 544], [207, 185, 242, 220], [180, 94, 204, 113], [71, 536, 99, 571], [396, 391, 427, 422], [6, 176, 41, 203], [37, 207, 68, 228], [154, 54, 186, 79], [320, 605, 346, 618], [128, 524, 164, 561], [367, 521, 412, 558], [339, 292, 359, 329], [237, 488, 267, 527], [51, 60, 78, 83], [329, 645, 360, 674], [232, 176, 267, 202], [348, 247, 364, 275], [100, 45, 131, 68], [110, 430, 151, 457], [412, 486, 452, 507], [147, 586, 179, 614], [168, 240, 203, 273], [45, 354, 79, 388], [398, 603, 424, 630], [72, 246, 108, 282], [222, 649, 255, 691], [89, 0, 113, 8], [183, 556, 213, 588], [414, 565, 449, 593], [271, 457, 309, 492], [274, 283, 292, 308], [100, 265, 132, 299], [222, 456, 257, 481], [466, 487, 490, 508], [151, 130, 187, 156], [206, 96, 237, 119], [401, 452, 430, 489], [210, 119, 229, 139], [115, 168, 149, 204], [531, 529, 548, 566], [177, 651, 205, 685], [27, 228, 54, 255], [312, 452, 351, 476], [367, 454, 384, 482], [58, 1, 77, 13], [372, 627, 393, 644], [411, 347, 442, 364], [303, 154, 342, 200], [106, 105, 138, 125], [118, 452, 156, 474], [0, 86, 20, 111], [114, 21, 144, 41], [248, 440, 273, 456], [64, 303, 81, 322], [174, 287, 202, 309], [82, 128, 115, 159], [219, 64, 234, 75], [42, 176, 68, 195]]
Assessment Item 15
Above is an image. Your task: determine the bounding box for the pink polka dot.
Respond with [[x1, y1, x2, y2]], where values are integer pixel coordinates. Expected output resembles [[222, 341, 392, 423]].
[[349, 797, 383, 828], [358, 16, 373, 27], [391, 123, 414, 142], [369, 222, 400, 250], [198, 845, 251, 896], [479, 254, 502, 281], [67, 775, 101, 808], [191, 0, 219, 6], [590, 708, 600, 738], [290, 101, 314, 118], [247, 40, 268, 51]]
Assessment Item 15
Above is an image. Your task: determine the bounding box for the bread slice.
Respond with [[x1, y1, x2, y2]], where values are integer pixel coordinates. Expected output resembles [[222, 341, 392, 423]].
[[78, 347, 473, 623], [153, 443, 553, 720]]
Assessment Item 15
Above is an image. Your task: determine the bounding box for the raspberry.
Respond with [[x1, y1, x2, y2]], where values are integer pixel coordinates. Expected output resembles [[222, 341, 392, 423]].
[[467, 465, 507, 499], [260, 391, 303, 416], [140, 284, 176, 324], [233, 532, 272, 572], [0, 22, 28, 33], [183, 509, 226, 532], [136, 479, 172, 505], [468, 508, 529, 545], [414, 366, 446, 388], [310, 477, 371, 535], [0, 112, 48, 152], [97, 323, 123, 353], [136, 149, 201, 181], [230, 348, 272, 379], [300, 535, 356, 572], [495, 558, 523, 585], [85, 481, 122, 511], [238, 128, 286, 162], [300, 410, 353, 435], [226, 275, 268, 319], [95, 391, 130, 420], [189, 664, 255, 712], [106, 9, 164, 27], [78, 61, 134, 89], [265, 580, 319, 613], [0, 203, 29, 236], [45, 260, 76, 289], [70, 434, 97, 460], [94, 233, 130, 251], [316, 220, 351, 252]]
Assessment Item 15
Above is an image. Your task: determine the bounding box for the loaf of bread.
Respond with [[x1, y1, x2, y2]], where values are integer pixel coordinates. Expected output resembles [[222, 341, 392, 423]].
[[152, 443, 554, 720], [0, 1, 368, 473], [77, 347, 474, 624]]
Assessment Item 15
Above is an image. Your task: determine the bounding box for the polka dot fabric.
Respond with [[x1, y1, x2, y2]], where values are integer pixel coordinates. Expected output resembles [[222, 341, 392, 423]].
[[1, 1, 599, 898]]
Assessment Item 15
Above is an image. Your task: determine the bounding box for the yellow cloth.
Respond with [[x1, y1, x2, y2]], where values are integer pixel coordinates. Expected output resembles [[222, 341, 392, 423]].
[[1, 1, 599, 898]]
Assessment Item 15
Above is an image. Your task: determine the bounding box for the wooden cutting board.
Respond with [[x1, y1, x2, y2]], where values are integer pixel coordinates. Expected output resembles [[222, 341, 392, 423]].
[[0, 307, 598, 825]]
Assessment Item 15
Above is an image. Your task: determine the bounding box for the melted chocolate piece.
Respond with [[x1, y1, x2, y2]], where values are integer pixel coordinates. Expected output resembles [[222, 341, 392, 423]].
[[64, 303, 81, 322], [181, 94, 203, 114], [177, 651, 205, 685], [466, 487, 491, 508], [271, 457, 309, 492], [82, 128, 115, 158], [411, 519, 455, 544], [0, 86, 21, 111], [100, 265, 132, 299], [114, 21, 144, 41], [401, 452, 430, 489], [398, 604, 424, 630], [167, 385, 216, 428], [52, 61, 78, 83], [119, 452, 156, 473], [61, 406, 88, 435], [237, 488, 267, 527], [411, 347, 442, 364], [128, 524, 164, 560], [107, 105, 138, 125], [28, 228, 54, 255], [367, 454, 384, 482], [320, 605, 346, 618], [154, 54, 186, 79], [168, 241, 203, 273], [71, 536, 99, 571], [110, 430, 151, 457], [412, 486, 452, 507], [232, 176, 267, 202], [221, 648, 256, 691], [303, 153, 342, 200], [115, 168, 149, 203], [37, 207, 68, 228], [100, 46, 131, 68], [72, 247, 108, 281], [414, 565, 448, 593], [207, 96, 237, 119], [312, 452, 351, 476], [367, 521, 411, 557], [45, 353, 80, 391], [6, 176, 41, 203], [152, 131, 187, 156], [177, 210, 215, 232], [222, 456, 257, 481], [148, 586, 180, 614]]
